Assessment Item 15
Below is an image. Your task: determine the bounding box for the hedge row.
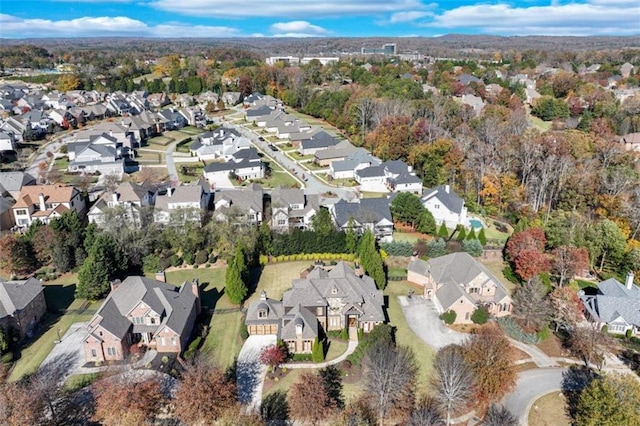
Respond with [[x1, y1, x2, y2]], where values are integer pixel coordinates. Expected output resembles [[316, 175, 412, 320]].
[[260, 253, 357, 265]]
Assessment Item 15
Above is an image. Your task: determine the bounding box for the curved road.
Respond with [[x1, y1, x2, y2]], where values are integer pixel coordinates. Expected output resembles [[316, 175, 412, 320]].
[[502, 367, 567, 426]]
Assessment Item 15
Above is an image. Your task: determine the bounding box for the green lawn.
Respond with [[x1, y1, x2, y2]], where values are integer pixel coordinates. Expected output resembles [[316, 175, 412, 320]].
[[361, 192, 388, 199], [288, 151, 314, 161], [385, 281, 435, 388], [164, 267, 230, 310], [246, 261, 311, 304], [9, 275, 98, 381], [146, 135, 173, 148], [176, 162, 205, 183], [54, 156, 69, 170], [528, 114, 552, 132], [264, 171, 299, 188], [481, 258, 517, 293], [135, 150, 165, 164], [325, 338, 348, 362]]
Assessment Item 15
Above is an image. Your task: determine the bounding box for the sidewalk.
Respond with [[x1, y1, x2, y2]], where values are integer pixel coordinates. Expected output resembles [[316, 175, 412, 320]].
[[286, 339, 358, 369]]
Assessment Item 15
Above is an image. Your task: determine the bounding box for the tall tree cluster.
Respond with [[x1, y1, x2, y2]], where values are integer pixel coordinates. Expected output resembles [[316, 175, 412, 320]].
[[357, 230, 387, 290]]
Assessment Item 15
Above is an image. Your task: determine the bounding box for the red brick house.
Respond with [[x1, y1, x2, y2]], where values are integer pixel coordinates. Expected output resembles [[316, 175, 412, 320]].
[[84, 276, 200, 363]]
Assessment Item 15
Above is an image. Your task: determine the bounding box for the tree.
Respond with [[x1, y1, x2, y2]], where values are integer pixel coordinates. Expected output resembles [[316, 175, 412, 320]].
[[477, 228, 487, 246], [408, 396, 445, 426], [260, 390, 289, 425], [174, 359, 238, 423], [568, 324, 613, 369], [288, 372, 336, 425], [463, 325, 516, 409], [471, 306, 489, 324], [462, 239, 484, 257], [483, 404, 518, 426], [311, 207, 334, 236], [259, 344, 287, 373], [513, 249, 551, 281], [76, 234, 126, 300], [363, 340, 418, 425], [345, 217, 359, 254], [466, 227, 477, 240], [0, 234, 37, 276], [358, 230, 387, 290], [575, 373, 640, 426], [455, 226, 466, 241], [427, 238, 447, 258], [512, 277, 551, 331], [312, 337, 325, 363], [438, 222, 449, 239], [551, 246, 589, 286], [93, 376, 165, 426], [417, 210, 437, 235], [585, 219, 627, 273], [319, 365, 344, 409], [31, 225, 57, 265], [548, 287, 584, 331], [225, 245, 248, 305], [433, 344, 475, 425], [390, 192, 425, 228], [0, 329, 6, 355], [56, 74, 81, 92]]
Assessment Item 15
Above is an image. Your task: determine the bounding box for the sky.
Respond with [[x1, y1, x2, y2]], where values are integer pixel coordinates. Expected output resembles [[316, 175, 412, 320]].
[[0, 0, 639, 39]]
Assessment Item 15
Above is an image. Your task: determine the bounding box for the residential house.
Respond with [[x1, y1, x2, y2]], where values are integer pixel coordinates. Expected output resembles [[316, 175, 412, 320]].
[[407, 253, 513, 324], [71, 122, 135, 149], [221, 92, 241, 107], [621, 133, 640, 152], [330, 198, 394, 241], [178, 107, 206, 127], [383, 160, 422, 194], [461, 94, 486, 117], [84, 276, 200, 363], [314, 140, 359, 167], [270, 186, 320, 231], [106, 93, 132, 116], [154, 181, 210, 226], [299, 130, 339, 156], [330, 148, 379, 180], [355, 165, 388, 192], [147, 93, 170, 109], [212, 183, 264, 225], [580, 273, 639, 336], [245, 261, 385, 353], [87, 181, 157, 228], [12, 184, 85, 228], [0, 131, 16, 152], [0, 171, 36, 200], [67, 133, 125, 175], [203, 148, 264, 183], [0, 117, 27, 143], [620, 62, 634, 79], [158, 109, 187, 130], [456, 74, 483, 85], [245, 105, 273, 120], [190, 127, 250, 161], [421, 185, 468, 228], [0, 277, 47, 338]]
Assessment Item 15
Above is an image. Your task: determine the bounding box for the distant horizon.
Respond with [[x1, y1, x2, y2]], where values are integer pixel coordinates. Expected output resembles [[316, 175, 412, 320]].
[[1, 0, 639, 39]]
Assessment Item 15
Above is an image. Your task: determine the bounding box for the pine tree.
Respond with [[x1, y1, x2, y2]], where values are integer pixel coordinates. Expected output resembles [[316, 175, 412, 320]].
[[477, 228, 487, 246], [358, 230, 387, 290], [312, 337, 325, 363], [438, 222, 449, 239], [76, 234, 126, 300], [225, 246, 248, 305], [456, 225, 466, 241], [466, 227, 477, 240], [345, 217, 358, 254]]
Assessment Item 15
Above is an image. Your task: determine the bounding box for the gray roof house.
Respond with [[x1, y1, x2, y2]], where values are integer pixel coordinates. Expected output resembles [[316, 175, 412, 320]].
[[0, 277, 47, 338], [329, 148, 380, 180], [190, 127, 251, 161], [83, 276, 200, 363], [270, 186, 320, 231], [154, 180, 210, 226], [88, 182, 157, 229], [213, 183, 264, 225], [331, 198, 393, 241], [407, 252, 512, 324], [421, 185, 468, 229], [580, 273, 640, 336], [314, 140, 359, 166], [0, 171, 35, 200], [299, 130, 339, 156], [245, 261, 385, 353]]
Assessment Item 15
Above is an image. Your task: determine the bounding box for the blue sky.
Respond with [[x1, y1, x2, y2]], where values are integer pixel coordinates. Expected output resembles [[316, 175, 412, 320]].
[[1, 0, 639, 38]]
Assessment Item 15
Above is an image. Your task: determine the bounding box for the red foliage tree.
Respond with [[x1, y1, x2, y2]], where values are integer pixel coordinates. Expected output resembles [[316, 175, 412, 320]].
[[365, 115, 412, 161], [513, 249, 551, 281], [551, 245, 590, 286], [505, 227, 546, 260], [259, 344, 287, 372], [549, 286, 585, 331], [288, 372, 337, 425]]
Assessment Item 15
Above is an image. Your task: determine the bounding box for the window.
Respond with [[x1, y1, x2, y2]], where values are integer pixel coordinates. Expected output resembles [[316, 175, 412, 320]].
[[469, 288, 479, 294], [133, 317, 144, 324], [15, 209, 28, 215], [258, 309, 268, 318], [160, 337, 166, 346], [609, 324, 625, 333], [465, 312, 470, 320], [18, 219, 29, 226], [303, 340, 312, 352], [171, 337, 177, 346], [316, 307, 323, 315], [99, 331, 103, 337], [107, 347, 117, 356], [330, 316, 340, 327], [91, 349, 97, 357], [150, 317, 157, 325], [277, 219, 286, 226], [434, 204, 440, 209]]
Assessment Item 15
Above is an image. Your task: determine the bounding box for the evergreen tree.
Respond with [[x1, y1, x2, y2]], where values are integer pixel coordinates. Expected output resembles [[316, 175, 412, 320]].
[[426, 238, 448, 258], [466, 228, 477, 240], [225, 246, 248, 305], [311, 208, 334, 236], [312, 337, 325, 363], [455, 225, 466, 241], [76, 234, 126, 300], [345, 218, 359, 254], [416, 210, 437, 235], [438, 222, 449, 239], [358, 230, 387, 290], [462, 239, 484, 257], [477, 228, 487, 246]]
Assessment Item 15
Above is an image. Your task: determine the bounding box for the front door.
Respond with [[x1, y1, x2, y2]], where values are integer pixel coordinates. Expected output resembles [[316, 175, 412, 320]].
[[348, 316, 357, 327]]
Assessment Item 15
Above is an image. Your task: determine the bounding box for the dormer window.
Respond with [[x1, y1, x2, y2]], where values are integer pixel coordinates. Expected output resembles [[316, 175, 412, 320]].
[[258, 309, 268, 318]]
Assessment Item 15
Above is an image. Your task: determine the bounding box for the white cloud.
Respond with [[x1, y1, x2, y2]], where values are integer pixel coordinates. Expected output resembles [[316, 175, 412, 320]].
[[269, 21, 328, 36], [390, 11, 432, 23], [0, 14, 239, 38], [428, 1, 640, 35], [148, 0, 423, 18]]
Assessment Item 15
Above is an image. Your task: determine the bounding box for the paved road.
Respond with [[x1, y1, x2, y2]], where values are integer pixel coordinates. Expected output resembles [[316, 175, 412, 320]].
[[502, 367, 566, 426], [398, 296, 467, 350], [510, 338, 558, 368], [25, 132, 71, 179], [165, 141, 178, 183]]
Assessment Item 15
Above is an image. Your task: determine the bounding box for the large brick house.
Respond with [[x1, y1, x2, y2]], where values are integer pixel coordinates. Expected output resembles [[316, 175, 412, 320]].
[[84, 276, 200, 363], [12, 184, 86, 228], [407, 252, 512, 324], [0, 277, 47, 338], [245, 262, 385, 354]]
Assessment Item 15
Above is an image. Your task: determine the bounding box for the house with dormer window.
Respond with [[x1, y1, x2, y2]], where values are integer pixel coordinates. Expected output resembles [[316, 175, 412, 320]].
[[245, 262, 385, 353], [212, 183, 264, 226], [87, 182, 156, 228], [407, 252, 512, 324], [12, 184, 86, 228], [83, 276, 200, 363], [270, 186, 319, 231]]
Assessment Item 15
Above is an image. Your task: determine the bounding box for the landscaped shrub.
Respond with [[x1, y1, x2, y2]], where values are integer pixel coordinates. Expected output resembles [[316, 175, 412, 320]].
[[195, 250, 208, 265], [462, 239, 484, 257], [340, 328, 349, 340], [537, 324, 551, 341], [439, 310, 457, 324], [471, 306, 489, 324], [497, 316, 540, 344], [143, 254, 161, 273], [626, 329, 633, 339], [502, 265, 521, 284], [601, 324, 608, 334], [183, 252, 195, 265], [240, 324, 249, 340], [170, 254, 183, 267], [208, 253, 217, 264], [312, 338, 325, 363]]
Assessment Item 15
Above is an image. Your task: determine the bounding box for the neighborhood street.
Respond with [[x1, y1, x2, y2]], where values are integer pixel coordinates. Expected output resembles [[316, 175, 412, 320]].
[[502, 368, 566, 426]]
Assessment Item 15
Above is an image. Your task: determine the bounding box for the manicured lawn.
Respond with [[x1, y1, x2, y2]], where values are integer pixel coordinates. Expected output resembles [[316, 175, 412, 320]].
[[264, 171, 299, 188], [146, 135, 173, 148], [64, 372, 101, 391], [9, 275, 98, 381], [288, 151, 314, 161], [385, 280, 435, 388], [481, 258, 517, 293], [246, 261, 311, 304], [54, 156, 69, 170], [180, 126, 205, 136], [528, 114, 552, 132], [361, 192, 388, 199], [176, 162, 205, 183], [201, 310, 245, 368], [165, 267, 229, 310], [135, 150, 165, 164], [325, 338, 348, 362], [528, 392, 571, 426], [392, 231, 430, 243]]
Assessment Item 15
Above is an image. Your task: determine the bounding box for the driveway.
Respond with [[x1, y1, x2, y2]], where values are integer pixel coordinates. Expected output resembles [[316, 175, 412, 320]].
[[502, 367, 567, 426], [398, 296, 467, 350], [40, 322, 88, 384], [236, 335, 277, 412]]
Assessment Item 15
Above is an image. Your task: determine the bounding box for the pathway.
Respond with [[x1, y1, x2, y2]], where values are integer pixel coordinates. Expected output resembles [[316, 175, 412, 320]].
[[165, 141, 178, 182], [286, 339, 358, 369], [509, 338, 558, 368]]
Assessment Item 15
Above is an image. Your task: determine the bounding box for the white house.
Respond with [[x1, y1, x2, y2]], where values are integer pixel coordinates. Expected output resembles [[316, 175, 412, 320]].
[[153, 181, 210, 226], [203, 148, 264, 184], [421, 185, 468, 228], [270, 187, 319, 231]]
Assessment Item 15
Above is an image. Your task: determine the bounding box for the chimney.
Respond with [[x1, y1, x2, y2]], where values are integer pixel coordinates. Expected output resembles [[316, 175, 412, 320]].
[[444, 185, 450, 193], [38, 193, 46, 211], [626, 272, 635, 290], [192, 278, 201, 315], [110, 279, 122, 292], [112, 192, 118, 203], [155, 270, 166, 282], [260, 290, 267, 301]]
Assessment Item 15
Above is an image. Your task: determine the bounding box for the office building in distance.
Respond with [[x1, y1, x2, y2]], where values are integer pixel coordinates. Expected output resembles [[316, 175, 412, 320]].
[[361, 43, 397, 56]]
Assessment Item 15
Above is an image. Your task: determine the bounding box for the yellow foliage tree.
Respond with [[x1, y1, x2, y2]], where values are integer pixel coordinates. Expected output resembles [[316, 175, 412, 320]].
[[56, 74, 81, 92]]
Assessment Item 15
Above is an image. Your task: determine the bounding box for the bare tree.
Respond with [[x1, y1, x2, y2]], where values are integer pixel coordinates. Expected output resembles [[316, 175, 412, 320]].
[[433, 344, 475, 425], [483, 404, 518, 426], [568, 323, 614, 370], [512, 276, 551, 331], [408, 396, 446, 426], [363, 340, 418, 426], [288, 371, 336, 425]]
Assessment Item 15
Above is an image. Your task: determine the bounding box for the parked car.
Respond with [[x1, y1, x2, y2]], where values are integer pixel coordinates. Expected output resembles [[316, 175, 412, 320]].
[[258, 136, 265, 141], [268, 144, 278, 151]]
